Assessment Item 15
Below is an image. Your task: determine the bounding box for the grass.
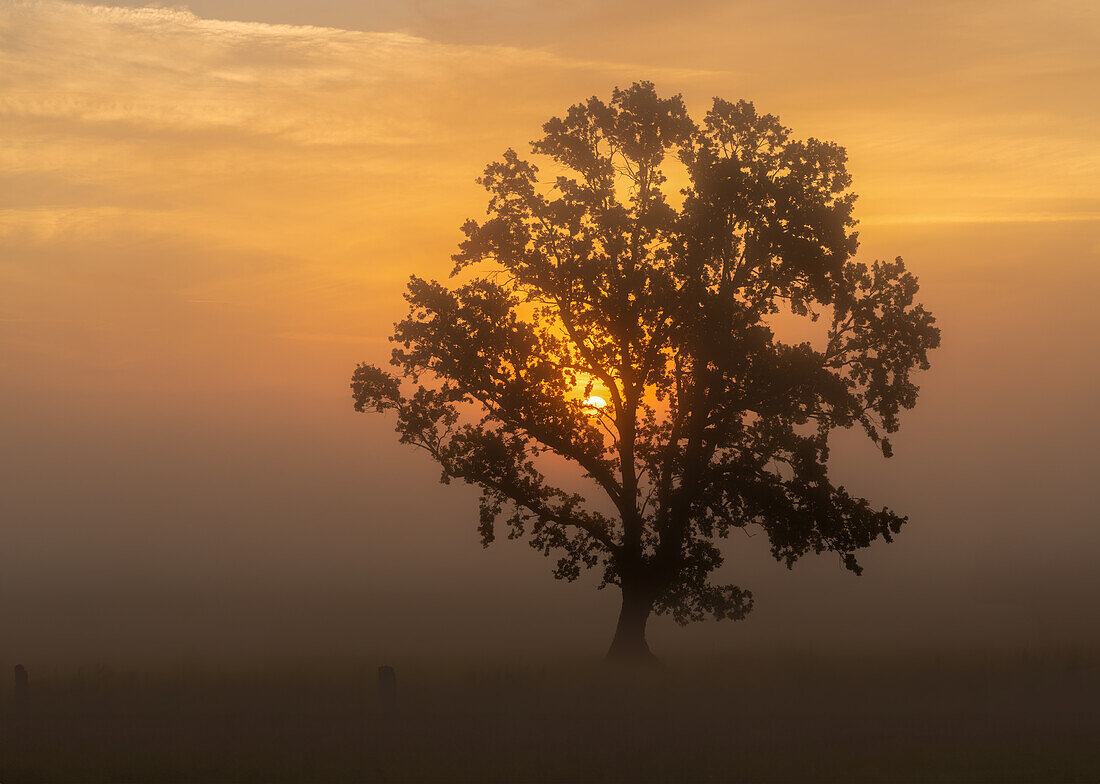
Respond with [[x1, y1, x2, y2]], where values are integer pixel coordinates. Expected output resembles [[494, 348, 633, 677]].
[[1, 650, 1098, 782]]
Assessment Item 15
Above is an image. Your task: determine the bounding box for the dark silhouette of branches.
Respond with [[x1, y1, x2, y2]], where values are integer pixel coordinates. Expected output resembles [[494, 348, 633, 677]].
[[353, 83, 940, 661]]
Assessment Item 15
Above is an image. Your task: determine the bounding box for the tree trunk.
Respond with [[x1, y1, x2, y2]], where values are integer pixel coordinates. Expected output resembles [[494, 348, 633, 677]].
[[605, 585, 658, 663]]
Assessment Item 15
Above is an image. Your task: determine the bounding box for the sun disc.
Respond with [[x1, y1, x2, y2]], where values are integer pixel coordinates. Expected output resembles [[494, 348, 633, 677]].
[[583, 395, 607, 409]]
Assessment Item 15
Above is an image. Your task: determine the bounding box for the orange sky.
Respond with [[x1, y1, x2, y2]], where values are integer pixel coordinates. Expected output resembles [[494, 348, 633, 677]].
[[2, 1, 1098, 666]]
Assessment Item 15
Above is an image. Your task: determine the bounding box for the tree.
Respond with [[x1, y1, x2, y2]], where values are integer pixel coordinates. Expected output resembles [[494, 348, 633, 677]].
[[352, 83, 940, 663]]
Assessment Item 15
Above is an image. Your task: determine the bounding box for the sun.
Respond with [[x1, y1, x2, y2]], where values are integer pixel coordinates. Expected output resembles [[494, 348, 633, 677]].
[[583, 395, 607, 409]]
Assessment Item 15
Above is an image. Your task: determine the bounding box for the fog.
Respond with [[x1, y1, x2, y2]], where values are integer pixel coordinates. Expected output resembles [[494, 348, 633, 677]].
[[2, 1, 1098, 671], [2, 218, 1096, 669]]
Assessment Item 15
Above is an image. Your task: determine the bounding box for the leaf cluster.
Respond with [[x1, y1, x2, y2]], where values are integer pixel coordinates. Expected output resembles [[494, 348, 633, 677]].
[[353, 83, 940, 624]]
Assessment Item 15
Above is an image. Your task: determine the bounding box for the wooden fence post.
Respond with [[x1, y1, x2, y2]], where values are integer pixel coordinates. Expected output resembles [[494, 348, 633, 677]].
[[14, 664, 29, 717], [377, 665, 396, 718]]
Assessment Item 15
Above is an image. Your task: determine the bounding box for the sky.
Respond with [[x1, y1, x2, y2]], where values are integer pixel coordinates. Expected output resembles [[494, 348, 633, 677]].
[[2, 0, 1098, 667]]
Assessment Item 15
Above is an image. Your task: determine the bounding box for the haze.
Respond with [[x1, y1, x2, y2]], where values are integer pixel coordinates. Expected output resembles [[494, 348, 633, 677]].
[[2, 0, 1098, 669]]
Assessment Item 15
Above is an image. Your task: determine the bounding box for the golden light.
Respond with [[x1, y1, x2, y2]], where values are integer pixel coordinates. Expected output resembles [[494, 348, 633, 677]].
[[583, 395, 607, 409]]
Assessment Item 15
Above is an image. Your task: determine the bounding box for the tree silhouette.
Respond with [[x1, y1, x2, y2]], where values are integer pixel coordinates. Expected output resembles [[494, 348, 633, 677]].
[[353, 83, 940, 662]]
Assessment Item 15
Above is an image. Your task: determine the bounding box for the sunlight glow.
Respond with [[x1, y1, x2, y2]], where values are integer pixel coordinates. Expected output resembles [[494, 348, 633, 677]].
[[583, 395, 607, 409]]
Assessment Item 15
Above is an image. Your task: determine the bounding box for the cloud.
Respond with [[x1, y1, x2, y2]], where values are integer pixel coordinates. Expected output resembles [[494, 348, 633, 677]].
[[0, 1, 718, 148], [0, 1, 729, 270]]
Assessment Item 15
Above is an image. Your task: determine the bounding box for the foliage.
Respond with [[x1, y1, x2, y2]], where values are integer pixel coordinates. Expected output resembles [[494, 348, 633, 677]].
[[353, 82, 940, 626]]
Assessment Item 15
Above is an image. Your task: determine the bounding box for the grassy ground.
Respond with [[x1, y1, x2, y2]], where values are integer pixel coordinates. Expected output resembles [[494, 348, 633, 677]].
[[1, 651, 1097, 782]]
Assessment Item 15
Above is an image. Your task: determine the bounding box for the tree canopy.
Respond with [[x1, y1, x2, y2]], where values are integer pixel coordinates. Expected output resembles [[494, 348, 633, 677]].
[[352, 82, 940, 658]]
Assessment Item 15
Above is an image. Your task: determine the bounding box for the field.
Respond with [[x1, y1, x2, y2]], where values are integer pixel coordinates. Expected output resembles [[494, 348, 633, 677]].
[[2, 650, 1098, 782]]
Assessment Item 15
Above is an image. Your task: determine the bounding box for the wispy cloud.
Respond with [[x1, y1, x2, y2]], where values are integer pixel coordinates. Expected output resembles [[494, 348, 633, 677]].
[[1, 1, 719, 148]]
